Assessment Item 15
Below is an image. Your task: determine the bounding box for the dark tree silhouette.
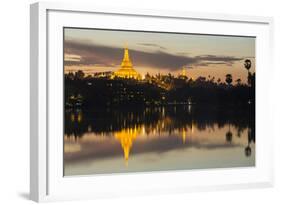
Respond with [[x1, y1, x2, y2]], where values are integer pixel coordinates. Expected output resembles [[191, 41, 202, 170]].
[[225, 131, 233, 143], [67, 72, 75, 80], [244, 59, 252, 85], [245, 146, 252, 157], [225, 122, 233, 143], [225, 74, 233, 86], [236, 78, 241, 86], [244, 59, 252, 71], [75, 70, 85, 80], [245, 128, 253, 157], [247, 72, 253, 87], [145, 72, 150, 78]]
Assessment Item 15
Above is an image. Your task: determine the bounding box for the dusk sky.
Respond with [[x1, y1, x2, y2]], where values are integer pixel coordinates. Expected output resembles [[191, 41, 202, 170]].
[[64, 28, 255, 83]]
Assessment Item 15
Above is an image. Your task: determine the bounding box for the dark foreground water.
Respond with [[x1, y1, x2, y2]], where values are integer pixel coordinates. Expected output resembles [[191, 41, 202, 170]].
[[64, 105, 255, 176]]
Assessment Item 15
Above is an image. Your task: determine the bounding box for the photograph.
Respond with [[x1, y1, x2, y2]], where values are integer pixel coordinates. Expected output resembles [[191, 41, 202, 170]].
[[63, 28, 255, 176]]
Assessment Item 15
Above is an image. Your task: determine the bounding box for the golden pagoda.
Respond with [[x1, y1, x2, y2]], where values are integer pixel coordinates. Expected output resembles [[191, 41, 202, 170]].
[[112, 46, 141, 80]]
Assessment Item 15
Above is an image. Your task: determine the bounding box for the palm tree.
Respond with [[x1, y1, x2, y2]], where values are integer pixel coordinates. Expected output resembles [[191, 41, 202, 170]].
[[244, 59, 251, 71], [244, 59, 252, 85], [225, 74, 233, 86]]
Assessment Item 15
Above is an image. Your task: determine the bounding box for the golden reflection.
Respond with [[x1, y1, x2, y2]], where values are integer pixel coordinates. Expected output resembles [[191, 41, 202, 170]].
[[114, 127, 141, 163], [70, 113, 75, 122], [64, 143, 81, 153], [77, 112, 82, 122], [70, 111, 83, 123], [191, 121, 195, 134]]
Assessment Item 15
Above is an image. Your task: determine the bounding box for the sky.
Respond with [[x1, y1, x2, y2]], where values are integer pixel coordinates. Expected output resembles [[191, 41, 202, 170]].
[[64, 28, 255, 83]]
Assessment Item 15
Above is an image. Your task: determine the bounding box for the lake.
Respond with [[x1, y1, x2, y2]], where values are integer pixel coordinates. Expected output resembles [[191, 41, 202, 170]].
[[64, 105, 255, 176]]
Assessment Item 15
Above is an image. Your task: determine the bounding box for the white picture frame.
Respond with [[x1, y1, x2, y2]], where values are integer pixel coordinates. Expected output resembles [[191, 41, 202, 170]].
[[30, 2, 274, 202]]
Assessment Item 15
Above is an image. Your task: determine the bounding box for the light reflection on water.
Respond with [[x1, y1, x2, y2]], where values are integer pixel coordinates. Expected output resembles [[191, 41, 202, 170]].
[[64, 105, 255, 176]]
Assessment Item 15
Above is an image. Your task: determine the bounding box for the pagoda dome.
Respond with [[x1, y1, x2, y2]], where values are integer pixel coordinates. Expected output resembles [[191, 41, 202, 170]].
[[113, 46, 141, 80]]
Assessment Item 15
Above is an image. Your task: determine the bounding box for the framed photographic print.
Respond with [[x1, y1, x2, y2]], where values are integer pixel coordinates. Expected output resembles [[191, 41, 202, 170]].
[[30, 2, 274, 202]]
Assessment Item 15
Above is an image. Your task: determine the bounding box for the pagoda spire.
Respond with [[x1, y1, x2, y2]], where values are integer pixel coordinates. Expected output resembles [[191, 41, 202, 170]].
[[121, 45, 133, 68]]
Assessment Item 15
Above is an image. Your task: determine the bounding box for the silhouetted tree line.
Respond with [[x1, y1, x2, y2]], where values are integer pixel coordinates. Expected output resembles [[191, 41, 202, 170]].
[[65, 59, 255, 108]]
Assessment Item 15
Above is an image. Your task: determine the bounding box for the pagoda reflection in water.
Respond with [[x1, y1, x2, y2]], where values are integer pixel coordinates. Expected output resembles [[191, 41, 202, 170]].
[[113, 125, 192, 164], [114, 127, 140, 165]]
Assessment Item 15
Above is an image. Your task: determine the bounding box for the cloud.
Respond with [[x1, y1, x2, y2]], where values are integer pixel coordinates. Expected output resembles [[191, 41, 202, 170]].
[[64, 40, 122, 67], [64, 40, 244, 71], [64, 54, 81, 62], [195, 55, 243, 62], [243, 56, 255, 59], [137, 43, 166, 50], [194, 61, 233, 67], [189, 55, 244, 68], [177, 52, 190, 55]]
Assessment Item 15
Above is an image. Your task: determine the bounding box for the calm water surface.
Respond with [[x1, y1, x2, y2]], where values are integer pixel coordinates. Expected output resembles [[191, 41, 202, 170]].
[[64, 105, 255, 176]]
